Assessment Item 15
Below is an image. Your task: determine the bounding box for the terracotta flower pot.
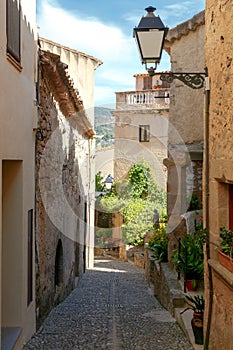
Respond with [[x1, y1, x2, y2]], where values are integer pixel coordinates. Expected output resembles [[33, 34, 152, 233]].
[[191, 312, 204, 345], [186, 279, 199, 291], [218, 250, 233, 273]]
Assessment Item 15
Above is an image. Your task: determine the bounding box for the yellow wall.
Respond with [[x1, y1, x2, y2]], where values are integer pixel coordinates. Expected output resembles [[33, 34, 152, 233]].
[[113, 110, 168, 189], [0, 0, 37, 348]]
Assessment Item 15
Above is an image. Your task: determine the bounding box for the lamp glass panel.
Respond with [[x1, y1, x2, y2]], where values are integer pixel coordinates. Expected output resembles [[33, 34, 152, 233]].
[[137, 30, 164, 60], [106, 182, 112, 190]]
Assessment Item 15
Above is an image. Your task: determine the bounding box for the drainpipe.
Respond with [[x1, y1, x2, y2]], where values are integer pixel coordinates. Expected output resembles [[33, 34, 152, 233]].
[[203, 68, 213, 350]]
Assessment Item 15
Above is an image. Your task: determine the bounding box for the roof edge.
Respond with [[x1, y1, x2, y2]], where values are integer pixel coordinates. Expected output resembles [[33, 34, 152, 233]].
[[39, 36, 103, 68], [165, 10, 205, 44]]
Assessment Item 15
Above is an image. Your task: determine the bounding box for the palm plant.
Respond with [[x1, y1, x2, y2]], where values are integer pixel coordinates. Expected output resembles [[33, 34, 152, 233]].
[[181, 294, 205, 314]]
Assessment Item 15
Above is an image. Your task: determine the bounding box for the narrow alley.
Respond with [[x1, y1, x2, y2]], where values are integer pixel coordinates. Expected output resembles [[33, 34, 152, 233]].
[[23, 257, 193, 350]]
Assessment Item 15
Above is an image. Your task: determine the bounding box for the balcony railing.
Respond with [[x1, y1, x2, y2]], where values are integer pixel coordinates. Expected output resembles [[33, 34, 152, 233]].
[[115, 88, 170, 110]]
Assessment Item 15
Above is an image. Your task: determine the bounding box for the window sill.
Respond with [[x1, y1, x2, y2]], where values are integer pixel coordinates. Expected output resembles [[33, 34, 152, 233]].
[[7, 53, 22, 72], [208, 259, 233, 288]]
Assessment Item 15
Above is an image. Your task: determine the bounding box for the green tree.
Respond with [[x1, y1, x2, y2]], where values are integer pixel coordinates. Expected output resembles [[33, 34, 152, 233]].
[[95, 171, 105, 192], [96, 161, 167, 246]]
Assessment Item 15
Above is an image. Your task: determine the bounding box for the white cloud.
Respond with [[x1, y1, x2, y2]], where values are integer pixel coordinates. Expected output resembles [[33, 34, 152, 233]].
[[160, 0, 205, 26], [37, 0, 135, 63], [165, 1, 194, 13], [37, 0, 142, 104]]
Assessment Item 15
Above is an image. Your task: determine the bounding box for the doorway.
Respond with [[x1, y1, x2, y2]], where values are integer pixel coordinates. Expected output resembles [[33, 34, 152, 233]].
[[1, 160, 23, 348]]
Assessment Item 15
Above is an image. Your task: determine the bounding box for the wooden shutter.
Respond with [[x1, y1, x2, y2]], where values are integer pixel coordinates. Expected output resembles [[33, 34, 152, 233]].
[[7, 0, 21, 62], [139, 125, 150, 142], [143, 76, 152, 90]]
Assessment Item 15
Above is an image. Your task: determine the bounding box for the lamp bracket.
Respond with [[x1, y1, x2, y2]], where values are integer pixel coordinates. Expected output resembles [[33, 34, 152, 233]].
[[160, 72, 207, 89]]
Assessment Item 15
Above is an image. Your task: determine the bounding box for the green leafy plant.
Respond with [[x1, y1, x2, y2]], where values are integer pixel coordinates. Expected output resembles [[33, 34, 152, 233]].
[[96, 161, 167, 247], [122, 223, 150, 246], [128, 162, 151, 199], [120, 199, 145, 224], [187, 193, 201, 211], [172, 232, 204, 281], [195, 217, 207, 243], [95, 228, 113, 248], [181, 294, 205, 314], [147, 226, 168, 262], [219, 227, 233, 256], [95, 171, 105, 192]]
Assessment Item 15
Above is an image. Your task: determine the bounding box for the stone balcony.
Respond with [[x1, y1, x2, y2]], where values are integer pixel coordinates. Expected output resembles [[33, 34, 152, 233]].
[[115, 88, 170, 110]]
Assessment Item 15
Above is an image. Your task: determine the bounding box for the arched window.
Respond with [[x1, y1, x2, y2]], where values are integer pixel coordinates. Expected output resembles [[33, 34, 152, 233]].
[[55, 239, 63, 287]]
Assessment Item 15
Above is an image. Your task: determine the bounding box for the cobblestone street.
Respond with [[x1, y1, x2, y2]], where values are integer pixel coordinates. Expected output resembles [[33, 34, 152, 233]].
[[23, 257, 193, 350]]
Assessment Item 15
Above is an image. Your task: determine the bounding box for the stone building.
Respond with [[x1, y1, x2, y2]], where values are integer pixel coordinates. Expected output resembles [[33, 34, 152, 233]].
[[0, 0, 37, 349], [204, 2, 233, 348], [112, 73, 170, 190], [163, 11, 205, 259], [36, 38, 101, 325]]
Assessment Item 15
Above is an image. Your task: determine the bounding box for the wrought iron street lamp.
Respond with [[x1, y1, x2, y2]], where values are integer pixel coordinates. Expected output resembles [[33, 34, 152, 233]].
[[104, 174, 114, 190], [134, 6, 207, 89], [133, 6, 168, 76]]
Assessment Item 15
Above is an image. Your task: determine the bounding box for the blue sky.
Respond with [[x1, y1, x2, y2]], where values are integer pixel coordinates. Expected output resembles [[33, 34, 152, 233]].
[[36, 0, 205, 107]]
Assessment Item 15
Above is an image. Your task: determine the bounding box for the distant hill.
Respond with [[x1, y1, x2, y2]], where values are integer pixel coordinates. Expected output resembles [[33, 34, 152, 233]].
[[94, 107, 115, 147]]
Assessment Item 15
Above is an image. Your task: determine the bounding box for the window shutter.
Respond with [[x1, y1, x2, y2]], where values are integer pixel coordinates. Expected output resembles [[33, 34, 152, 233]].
[[139, 125, 150, 142], [143, 76, 152, 90], [7, 0, 21, 62]]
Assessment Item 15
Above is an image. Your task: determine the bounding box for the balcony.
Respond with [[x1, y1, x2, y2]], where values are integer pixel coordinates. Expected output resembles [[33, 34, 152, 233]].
[[115, 88, 170, 110]]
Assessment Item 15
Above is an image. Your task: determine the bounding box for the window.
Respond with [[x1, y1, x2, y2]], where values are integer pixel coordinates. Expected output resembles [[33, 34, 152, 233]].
[[143, 76, 152, 90], [6, 0, 21, 63], [139, 125, 150, 142]]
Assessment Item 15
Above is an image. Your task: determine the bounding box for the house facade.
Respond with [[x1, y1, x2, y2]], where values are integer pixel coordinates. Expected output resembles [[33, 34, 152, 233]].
[[0, 0, 37, 349], [163, 12, 205, 259], [113, 73, 170, 190], [36, 38, 102, 325], [204, 2, 233, 348]]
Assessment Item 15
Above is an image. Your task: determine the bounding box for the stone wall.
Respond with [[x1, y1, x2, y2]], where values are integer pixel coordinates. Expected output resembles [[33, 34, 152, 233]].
[[144, 249, 185, 315], [205, 1, 233, 348], [165, 11, 205, 145], [36, 65, 87, 326], [39, 38, 101, 270], [164, 12, 205, 258]]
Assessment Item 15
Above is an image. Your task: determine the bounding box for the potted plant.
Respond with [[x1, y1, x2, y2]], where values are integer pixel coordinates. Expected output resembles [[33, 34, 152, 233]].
[[217, 227, 233, 272], [181, 294, 204, 345], [172, 233, 204, 291]]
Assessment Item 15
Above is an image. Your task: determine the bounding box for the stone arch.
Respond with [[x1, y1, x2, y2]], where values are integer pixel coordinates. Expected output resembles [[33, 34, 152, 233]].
[[55, 239, 63, 287]]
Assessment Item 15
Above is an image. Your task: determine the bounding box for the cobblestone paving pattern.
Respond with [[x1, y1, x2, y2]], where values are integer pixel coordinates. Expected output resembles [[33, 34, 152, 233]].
[[23, 257, 193, 350]]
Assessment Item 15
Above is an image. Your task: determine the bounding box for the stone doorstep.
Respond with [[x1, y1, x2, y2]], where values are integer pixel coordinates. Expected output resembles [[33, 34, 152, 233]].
[[1, 327, 22, 350]]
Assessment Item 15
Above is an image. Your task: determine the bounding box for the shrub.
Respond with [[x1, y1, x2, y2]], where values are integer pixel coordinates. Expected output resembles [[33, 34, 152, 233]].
[[95, 228, 112, 248], [148, 226, 168, 262]]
